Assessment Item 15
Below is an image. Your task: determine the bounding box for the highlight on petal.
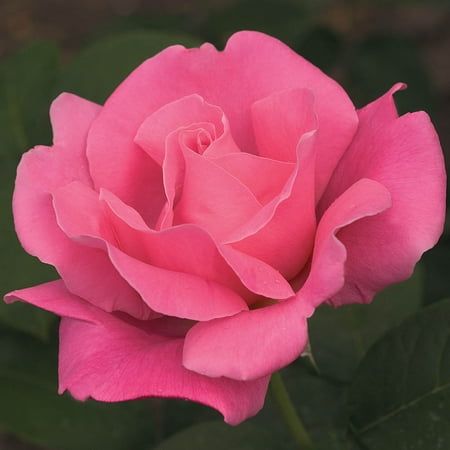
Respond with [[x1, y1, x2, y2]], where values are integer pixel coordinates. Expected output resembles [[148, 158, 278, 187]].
[[217, 245, 294, 300], [5, 281, 269, 425], [320, 84, 446, 305], [50, 93, 102, 151], [212, 150, 294, 205], [183, 293, 314, 381]]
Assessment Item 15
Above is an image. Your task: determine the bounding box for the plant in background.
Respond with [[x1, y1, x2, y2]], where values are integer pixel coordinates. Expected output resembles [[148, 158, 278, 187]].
[[2, 31, 446, 449]]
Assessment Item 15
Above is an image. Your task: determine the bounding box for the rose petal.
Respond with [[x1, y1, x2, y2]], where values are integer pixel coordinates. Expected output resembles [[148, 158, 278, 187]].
[[14, 93, 98, 259], [87, 31, 357, 209], [212, 152, 294, 204], [12, 94, 148, 319], [87, 104, 165, 227], [135, 94, 239, 164], [103, 188, 294, 300], [183, 295, 314, 381], [173, 148, 262, 242], [158, 116, 240, 229], [52, 182, 249, 321], [106, 245, 249, 321], [321, 84, 446, 305], [217, 245, 294, 300], [302, 178, 392, 306], [251, 88, 317, 162], [5, 281, 269, 425], [182, 179, 391, 381], [53, 181, 293, 305], [5, 280, 101, 323], [59, 315, 270, 425], [227, 131, 317, 279]]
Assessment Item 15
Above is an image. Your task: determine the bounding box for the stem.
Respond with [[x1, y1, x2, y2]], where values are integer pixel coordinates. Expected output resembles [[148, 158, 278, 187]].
[[270, 372, 314, 450]]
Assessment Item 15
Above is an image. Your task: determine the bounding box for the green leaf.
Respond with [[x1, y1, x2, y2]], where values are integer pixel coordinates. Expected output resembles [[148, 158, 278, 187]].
[[0, 41, 59, 160], [309, 266, 423, 382], [152, 420, 281, 450], [348, 299, 450, 449], [279, 363, 351, 450], [346, 35, 434, 114], [0, 161, 57, 340], [59, 30, 201, 104], [0, 329, 157, 450]]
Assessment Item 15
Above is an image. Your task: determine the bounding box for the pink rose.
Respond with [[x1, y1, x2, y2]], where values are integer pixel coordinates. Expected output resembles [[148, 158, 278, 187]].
[[5, 31, 445, 424]]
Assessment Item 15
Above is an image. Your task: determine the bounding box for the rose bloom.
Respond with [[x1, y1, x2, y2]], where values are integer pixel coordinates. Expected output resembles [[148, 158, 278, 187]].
[[5, 32, 445, 424]]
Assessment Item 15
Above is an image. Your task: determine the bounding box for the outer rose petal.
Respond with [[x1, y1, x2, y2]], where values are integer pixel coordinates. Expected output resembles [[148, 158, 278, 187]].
[[182, 179, 391, 381], [12, 94, 148, 319], [321, 84, 446, 305], [87, 31, 357, 203], [14, 93, 97, 260], [5, 281, 269, 425], [302, 178, 392, 306], [183, 295, 314, 381], [5, 280, 103, 323]]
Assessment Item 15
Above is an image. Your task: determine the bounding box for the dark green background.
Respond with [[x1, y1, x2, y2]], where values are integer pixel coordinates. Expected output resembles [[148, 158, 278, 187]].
[[0, 1, 449, 449]]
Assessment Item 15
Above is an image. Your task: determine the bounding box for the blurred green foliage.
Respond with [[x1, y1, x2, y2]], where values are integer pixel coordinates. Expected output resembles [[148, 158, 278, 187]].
[[309, 266, 424, 382], [348, 299, 450, 449], [0, 1, 448, 449], [59, 31, 200, 104]]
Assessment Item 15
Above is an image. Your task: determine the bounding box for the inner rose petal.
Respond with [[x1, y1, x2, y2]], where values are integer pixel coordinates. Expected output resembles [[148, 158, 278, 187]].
[[134, 94, 233, 164], [156, 122, 220, 229], [172, 148, 262, 242], [51, 181, 293, 312], [251, 88, 317, 162], [175, 123, 216, 155], [182, 128, 213, 154]]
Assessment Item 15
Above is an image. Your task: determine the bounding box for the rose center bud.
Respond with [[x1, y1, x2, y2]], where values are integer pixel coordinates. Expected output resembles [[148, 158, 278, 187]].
[[180, 127, 214, 155]]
